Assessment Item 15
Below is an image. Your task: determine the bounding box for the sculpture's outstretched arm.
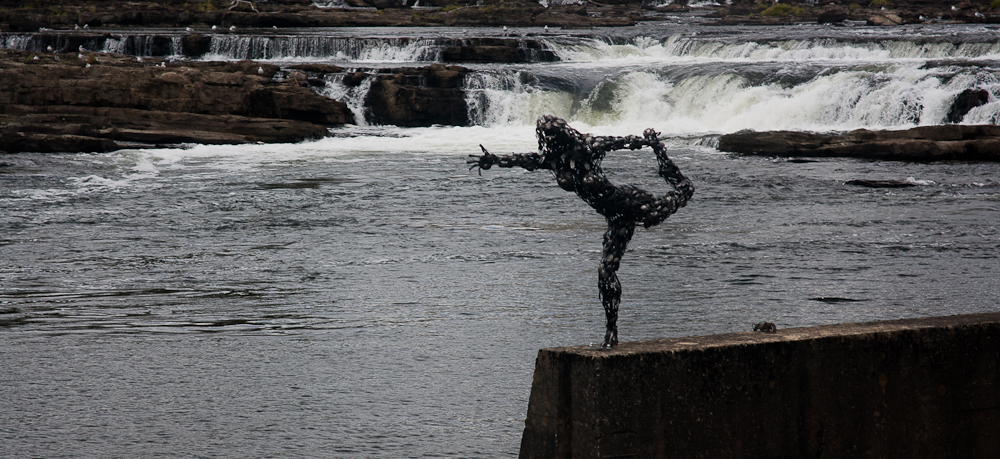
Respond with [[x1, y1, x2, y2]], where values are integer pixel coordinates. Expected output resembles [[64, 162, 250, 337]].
[[585, 133, 656, 164], [468, 144, 547, 175]]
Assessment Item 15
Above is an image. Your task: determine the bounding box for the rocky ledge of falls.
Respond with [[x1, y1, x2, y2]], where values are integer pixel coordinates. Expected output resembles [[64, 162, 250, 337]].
[[0, 0, 641, 31], [0, 49, 355, 152], [707, 0, 1000, 26], [0, 48, 481, 152], [3, 0, 999, 31], [718, 125, 1000, 161]]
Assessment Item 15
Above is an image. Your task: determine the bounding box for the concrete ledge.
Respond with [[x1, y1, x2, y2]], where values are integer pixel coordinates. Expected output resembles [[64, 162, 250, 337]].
[[519, 313, 1000, 459]]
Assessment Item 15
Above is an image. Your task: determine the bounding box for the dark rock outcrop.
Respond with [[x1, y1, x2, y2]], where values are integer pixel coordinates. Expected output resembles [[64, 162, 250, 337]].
[[440, 38, 557, 64], [718, 124, 1000, 161], [0, 0, 641, 30], [844, 179, 918, 188], [1, 106, 329, 152], [708, 0, 1000, 26], [0, 49, 352, 153], [947, 88, 991, 123], [364, 64, 470, 127]]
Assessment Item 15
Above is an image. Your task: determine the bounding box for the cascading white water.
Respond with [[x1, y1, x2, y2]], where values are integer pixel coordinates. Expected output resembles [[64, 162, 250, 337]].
[[466, 63, 1000, 133], [202, 35, 440, 62], [465, 33, 1000, 134], [100, 35, 183, 57], [543, 35, 1000, 63], [3, 34, 33, 51], [321, 73, 375, 126], [4, 27, 999, 134]]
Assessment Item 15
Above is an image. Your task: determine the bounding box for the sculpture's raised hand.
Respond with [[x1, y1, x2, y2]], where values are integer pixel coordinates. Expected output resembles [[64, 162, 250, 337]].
[[467, 144, 499, 175]]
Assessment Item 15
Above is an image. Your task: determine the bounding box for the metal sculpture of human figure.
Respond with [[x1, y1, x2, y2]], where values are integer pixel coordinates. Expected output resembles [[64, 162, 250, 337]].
[[469, 115, 694, 348]]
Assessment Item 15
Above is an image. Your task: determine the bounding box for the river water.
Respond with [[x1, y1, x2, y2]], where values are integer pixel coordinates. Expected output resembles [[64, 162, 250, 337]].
[[3, 19, 1000, 458]]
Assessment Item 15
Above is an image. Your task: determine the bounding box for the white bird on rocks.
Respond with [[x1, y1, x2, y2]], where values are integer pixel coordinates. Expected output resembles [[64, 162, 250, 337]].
[[78, 53, 84, 58], [86, 63, 91, 68], [212, 25, 218, 30], [79, 45, 85, 52], [75, 24, 80, 30], [160, 62, 166, 67], [502, 26, 508, 36], [273, 26, 278, 30], [544, 25, 549, 32], [137, 57, 144, 63], [32, 55, 39, 60], [976, 11, 986, 18], [83, 24, 89, 30], [258, 66, 264, 75], [951, 5, 959, 11], [47, 45, 53, 52], [230, 25, 237, 31], [186, 27, 194, 32]]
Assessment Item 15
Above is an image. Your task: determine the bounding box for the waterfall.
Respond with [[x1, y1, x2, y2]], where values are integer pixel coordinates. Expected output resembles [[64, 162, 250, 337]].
[[5, 28, 1000, 134], [102, 35, 183, 57], [203, 36, 442, 62], [543, 35, 1000, 63], [3, 34, 34, 51], [320, 73, 375, 126], [462, 58, 1000, 133]]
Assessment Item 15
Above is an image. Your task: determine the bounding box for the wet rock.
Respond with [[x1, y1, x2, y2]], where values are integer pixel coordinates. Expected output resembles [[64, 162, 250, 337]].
[[718, 124, 1000, 161], [844, 179, 917, 188], [342, 71, 368, 87], [0, 106, 329, 152], [180, 33, 212, 58], [0, 0, 644, 29], [288, 63, 345, 75], [365, 65, 470, 127], [947, 88, 991, 123], [440, 38, 557, 64]]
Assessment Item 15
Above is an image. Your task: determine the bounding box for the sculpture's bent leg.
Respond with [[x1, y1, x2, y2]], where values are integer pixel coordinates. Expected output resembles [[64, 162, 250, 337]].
[[599, 220, 635, 348]]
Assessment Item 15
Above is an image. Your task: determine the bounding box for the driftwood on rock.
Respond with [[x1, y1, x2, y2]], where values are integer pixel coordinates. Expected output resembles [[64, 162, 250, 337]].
[[718, 125, 1000, 161]]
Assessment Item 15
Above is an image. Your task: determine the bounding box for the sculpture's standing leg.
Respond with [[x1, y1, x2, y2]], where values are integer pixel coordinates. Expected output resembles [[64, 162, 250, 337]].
[[599, 219, 635, 348]]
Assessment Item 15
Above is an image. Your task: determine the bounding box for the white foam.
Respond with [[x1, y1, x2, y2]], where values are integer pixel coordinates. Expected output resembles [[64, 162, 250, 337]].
[[905, 177, 936, 186], [545, 35, 1000, 65], [466, 61, 1000, 134]]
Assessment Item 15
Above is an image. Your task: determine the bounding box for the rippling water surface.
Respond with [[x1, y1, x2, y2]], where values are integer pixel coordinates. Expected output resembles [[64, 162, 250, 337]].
[[3, 20, 1000, 458]]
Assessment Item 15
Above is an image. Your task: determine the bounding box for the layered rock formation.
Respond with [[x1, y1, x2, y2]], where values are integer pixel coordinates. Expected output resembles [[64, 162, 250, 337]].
[[2, 0, 998, 31], [0, 49, 352, 152], [708, 0, 1000, 25], [718, 124, 1000, 161], [4, 32, 558, 65], [361, 64, 470, 127], [0, 46, 482, 152], [0, 0, 641, 30]]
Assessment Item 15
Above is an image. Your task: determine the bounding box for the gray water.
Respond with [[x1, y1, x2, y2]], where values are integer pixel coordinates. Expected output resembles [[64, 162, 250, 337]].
[[3, 20, 1000, 458]]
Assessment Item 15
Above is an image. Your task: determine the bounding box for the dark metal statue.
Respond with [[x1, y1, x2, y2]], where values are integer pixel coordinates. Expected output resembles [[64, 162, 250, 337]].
[[469, 115, 694, 348]]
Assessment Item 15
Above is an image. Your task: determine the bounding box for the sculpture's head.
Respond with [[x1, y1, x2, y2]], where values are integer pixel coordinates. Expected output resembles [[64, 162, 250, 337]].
[[536, 115, 583, 157]]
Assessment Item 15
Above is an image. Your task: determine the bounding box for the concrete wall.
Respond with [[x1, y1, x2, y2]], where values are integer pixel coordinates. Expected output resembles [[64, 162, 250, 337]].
[[519, 312, 1000, 459]]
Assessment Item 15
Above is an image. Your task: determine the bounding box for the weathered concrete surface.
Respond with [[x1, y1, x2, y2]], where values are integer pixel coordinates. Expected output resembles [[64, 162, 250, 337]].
[[520, 312, 1000, 459]]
